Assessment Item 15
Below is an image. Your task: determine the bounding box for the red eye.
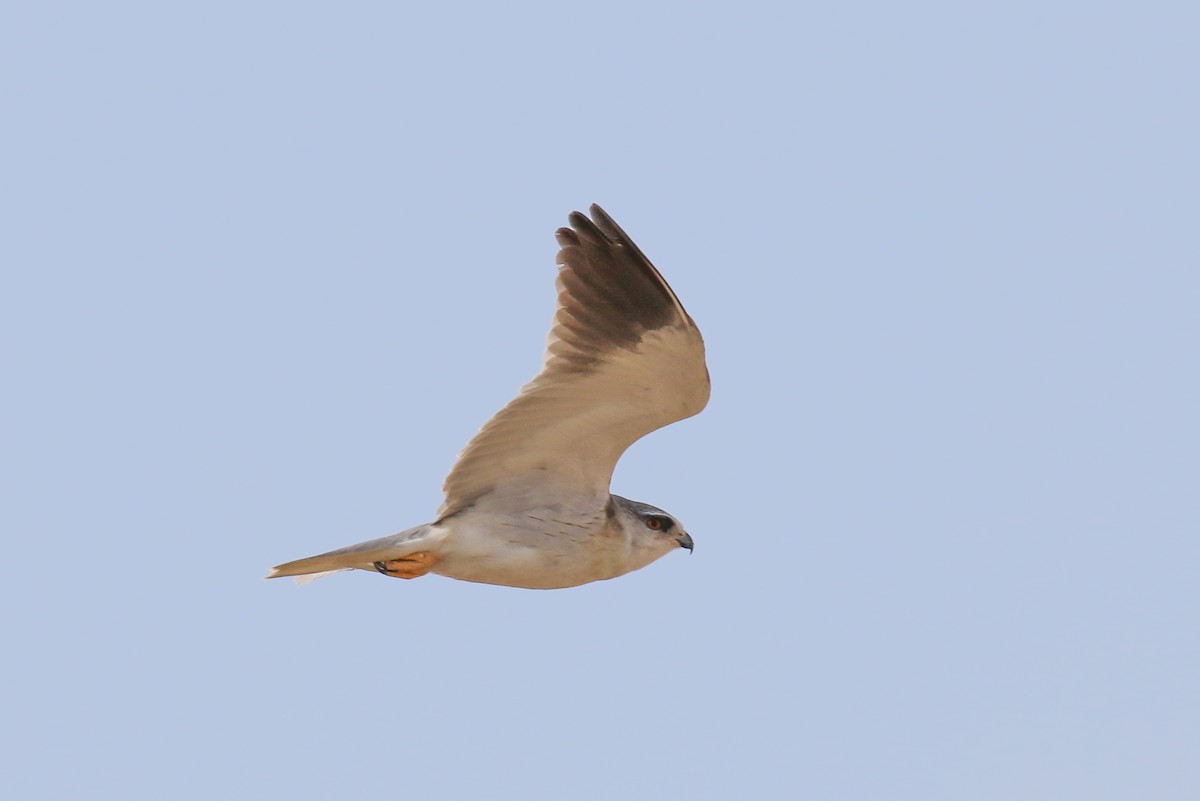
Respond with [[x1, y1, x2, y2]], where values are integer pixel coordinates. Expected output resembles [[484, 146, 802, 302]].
[[645, 517, 663, 530]]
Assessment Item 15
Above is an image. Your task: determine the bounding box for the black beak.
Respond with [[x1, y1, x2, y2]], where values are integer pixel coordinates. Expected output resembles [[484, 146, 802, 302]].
[[676, 532, 694, 553]]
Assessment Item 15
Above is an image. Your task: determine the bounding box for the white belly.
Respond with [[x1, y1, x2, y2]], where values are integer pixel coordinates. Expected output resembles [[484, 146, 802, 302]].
[[430, 505, 643, 589]]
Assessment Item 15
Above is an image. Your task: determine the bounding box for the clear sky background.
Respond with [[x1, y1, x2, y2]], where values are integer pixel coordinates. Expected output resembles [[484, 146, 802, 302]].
[[3, 2, 1197, 799]]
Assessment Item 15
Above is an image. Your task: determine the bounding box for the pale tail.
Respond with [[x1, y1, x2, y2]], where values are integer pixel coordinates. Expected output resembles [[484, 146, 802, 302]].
[[266, 524, 435, 581]]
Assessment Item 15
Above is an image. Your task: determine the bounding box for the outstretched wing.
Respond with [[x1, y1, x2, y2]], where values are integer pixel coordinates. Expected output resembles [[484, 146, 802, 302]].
[[438, 205, 709, 517]]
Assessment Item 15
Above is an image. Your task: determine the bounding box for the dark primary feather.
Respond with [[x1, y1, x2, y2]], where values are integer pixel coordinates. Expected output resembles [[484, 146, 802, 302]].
[[548, 205, 688, 370]]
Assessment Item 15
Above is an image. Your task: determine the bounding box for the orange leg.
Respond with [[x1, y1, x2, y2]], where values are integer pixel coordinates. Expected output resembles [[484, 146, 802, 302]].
[[373, 552, 437, 580]]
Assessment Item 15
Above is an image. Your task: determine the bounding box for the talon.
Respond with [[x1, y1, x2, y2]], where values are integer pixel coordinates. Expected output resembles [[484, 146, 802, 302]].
[[373, 552, 437, 580]]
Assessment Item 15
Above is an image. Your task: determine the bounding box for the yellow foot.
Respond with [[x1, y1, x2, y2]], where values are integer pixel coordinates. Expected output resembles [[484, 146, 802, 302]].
[[373, 552, 437, 580]]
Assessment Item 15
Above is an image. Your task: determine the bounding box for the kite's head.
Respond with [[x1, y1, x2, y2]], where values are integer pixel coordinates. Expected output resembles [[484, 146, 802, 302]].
[[610, 495, 694, 564]]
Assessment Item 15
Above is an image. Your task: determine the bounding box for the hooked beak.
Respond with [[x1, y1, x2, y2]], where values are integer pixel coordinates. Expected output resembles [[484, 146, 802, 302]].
[[676, 532, 694, 553]]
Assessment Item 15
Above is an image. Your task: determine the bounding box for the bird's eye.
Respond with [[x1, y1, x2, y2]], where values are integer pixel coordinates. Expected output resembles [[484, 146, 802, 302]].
[[645, 517, 662, 530]]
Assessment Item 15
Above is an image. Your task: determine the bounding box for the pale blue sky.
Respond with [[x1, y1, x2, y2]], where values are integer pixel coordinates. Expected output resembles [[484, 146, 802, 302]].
[[3, 2, 1197, 799]]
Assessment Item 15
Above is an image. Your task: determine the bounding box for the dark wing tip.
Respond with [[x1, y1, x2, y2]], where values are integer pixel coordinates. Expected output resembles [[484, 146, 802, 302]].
[[566, 205, 631, 248], [555, 227, 581, 248], [566, 210, 607, 245], [588, 204, 620, 235], [553, 204, 690, 343], [581, 204, 665, 284]]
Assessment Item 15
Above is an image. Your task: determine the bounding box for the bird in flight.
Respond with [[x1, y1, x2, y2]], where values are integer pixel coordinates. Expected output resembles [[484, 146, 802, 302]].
[[267, 205, 710, 589]]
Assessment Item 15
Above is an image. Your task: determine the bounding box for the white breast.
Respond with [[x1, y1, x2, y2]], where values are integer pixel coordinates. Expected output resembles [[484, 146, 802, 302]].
[[430, 497, 639, 589]]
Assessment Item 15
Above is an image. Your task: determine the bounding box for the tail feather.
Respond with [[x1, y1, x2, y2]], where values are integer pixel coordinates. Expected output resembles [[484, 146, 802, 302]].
[[293, 569, 350, 585], [266, 524, 435, 581]]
